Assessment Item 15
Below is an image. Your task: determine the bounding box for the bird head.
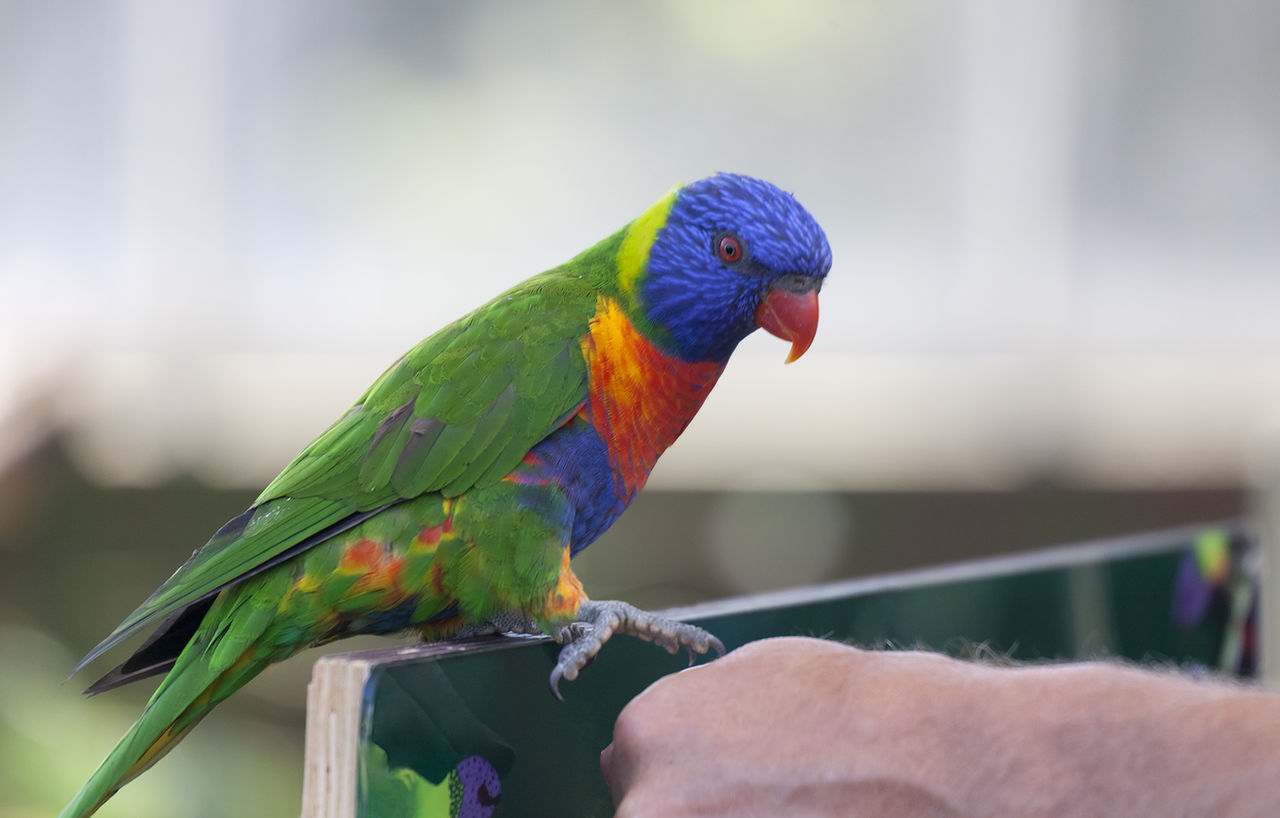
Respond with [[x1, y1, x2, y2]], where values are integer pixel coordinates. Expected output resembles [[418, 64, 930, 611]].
[[628, 173, 831, 363]]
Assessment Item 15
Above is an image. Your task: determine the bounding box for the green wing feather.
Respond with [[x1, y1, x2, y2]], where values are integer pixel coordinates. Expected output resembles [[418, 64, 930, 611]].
[[76, 262, 611, 674], [258, 274, 597, 505]]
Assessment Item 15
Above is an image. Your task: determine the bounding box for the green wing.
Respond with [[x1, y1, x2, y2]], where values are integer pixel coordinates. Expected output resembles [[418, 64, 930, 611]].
[[76, 270, 602, 673], [258, 279, 595, 506]]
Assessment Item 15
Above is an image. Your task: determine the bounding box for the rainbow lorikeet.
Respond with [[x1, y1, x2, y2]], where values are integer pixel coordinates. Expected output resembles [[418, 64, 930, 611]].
[[61, 172, 831, 817]]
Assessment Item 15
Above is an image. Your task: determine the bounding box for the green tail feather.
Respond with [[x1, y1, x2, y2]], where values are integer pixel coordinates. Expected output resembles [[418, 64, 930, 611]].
[[62, 575, 287, 818], [60, 660, 250, 817]]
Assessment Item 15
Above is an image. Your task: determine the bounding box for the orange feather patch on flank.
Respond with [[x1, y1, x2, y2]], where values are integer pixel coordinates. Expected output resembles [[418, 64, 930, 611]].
[[414, 523, 444, 548], [580, 296, 724, 499], [374, 556, 404, 592], [337, 537, 404, 595], [410, 498, 457, 551], [338, 538, 383, 572]]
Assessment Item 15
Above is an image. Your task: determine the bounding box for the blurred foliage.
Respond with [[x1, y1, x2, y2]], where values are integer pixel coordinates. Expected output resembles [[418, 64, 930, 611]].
[[0, 625, 298, 818]]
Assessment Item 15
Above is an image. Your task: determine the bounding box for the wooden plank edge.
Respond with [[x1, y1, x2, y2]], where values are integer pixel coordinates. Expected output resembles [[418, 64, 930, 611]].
[[300, 655, 373, 818]]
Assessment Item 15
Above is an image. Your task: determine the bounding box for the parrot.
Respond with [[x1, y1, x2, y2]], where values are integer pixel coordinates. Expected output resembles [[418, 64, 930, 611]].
[[60, 172, 831, 817]]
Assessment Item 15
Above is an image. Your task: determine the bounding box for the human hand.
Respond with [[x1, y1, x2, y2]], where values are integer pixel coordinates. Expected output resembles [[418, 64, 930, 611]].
[[601, 637, 1280, 817]]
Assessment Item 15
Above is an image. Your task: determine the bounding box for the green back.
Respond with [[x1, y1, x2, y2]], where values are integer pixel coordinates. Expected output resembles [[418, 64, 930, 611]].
[[77, 232, 628, 672]]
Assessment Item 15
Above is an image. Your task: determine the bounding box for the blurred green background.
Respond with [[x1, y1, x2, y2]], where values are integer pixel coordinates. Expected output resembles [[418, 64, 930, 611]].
[[2, 2, 1278, 816]]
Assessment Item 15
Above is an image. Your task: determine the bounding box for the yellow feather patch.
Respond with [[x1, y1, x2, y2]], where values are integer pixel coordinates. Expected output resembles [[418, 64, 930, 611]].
[[541, 545, 587, 621], [617, 187, 679, 301]]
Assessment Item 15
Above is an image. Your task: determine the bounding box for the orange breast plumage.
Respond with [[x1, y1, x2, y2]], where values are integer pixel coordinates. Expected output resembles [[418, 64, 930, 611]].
[[579, 296, 724, 500]]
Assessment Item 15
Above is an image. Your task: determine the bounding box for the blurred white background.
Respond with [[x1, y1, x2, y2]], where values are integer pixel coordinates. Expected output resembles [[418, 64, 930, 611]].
[[4, 0, 1279, 494]]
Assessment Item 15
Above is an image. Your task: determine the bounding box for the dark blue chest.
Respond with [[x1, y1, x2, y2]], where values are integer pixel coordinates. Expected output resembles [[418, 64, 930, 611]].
[[523, 413, 630, 555]]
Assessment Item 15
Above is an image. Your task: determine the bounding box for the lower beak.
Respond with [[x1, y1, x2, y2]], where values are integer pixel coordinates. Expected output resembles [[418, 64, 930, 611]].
[[755, 281, 820, 363]]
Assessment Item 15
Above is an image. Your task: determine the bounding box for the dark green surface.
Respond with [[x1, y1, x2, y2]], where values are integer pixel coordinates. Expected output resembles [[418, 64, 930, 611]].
[[354, 522, 1252, 817]]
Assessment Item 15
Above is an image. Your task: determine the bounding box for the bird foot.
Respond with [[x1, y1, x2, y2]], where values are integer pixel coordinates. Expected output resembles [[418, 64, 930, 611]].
[[548, 600, 724, 700]]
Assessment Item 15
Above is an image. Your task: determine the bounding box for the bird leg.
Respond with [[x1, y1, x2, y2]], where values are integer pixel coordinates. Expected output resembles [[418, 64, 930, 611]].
[[447, 612, 545, 639], [548, 599, 725, 700]]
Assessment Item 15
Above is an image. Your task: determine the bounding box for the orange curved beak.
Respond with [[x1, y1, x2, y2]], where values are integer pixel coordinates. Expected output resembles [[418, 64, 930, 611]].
[[755, 284, 820, 363]]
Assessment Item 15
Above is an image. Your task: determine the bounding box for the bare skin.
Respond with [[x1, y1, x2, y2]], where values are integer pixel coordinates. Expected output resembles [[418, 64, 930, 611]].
[[601, 637, 1280, 817]]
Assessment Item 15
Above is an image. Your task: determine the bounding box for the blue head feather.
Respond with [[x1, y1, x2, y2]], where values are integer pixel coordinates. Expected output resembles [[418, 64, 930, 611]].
[[641, 173, 832, 362]]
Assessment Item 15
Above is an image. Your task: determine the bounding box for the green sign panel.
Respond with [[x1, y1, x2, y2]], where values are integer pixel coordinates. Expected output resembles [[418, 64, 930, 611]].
[[301, 522, 1256, 817]]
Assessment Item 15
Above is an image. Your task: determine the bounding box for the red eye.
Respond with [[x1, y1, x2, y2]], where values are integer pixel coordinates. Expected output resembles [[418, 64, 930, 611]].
[[717, 235, 742, 264]]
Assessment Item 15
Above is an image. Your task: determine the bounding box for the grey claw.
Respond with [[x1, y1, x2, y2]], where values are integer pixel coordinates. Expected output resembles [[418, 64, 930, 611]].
[[549, 667, 565, 702], [709, 635, 726, 656], [547, 600, 724, 699]]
